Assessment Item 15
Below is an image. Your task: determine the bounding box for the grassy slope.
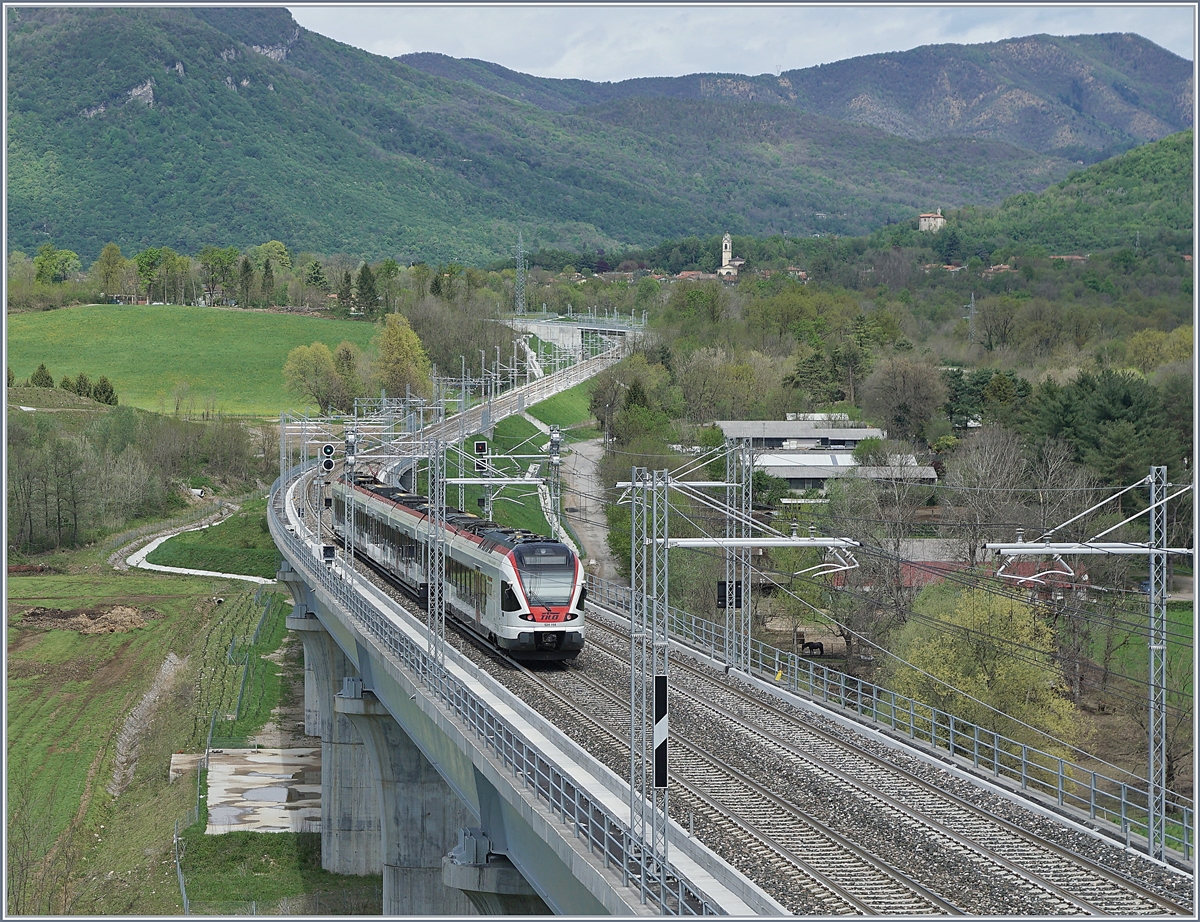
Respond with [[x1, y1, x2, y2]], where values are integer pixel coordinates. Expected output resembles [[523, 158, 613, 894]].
[[5, 571, 228, 912], [145, 496, 281, 578], [5, 564, 376, 913], [525, 378, 596, 432], [6, 305, 378, 415]]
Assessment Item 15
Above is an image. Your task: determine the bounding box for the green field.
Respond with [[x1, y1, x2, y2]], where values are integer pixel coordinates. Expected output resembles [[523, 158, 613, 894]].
[[6, 304, 379, 415]]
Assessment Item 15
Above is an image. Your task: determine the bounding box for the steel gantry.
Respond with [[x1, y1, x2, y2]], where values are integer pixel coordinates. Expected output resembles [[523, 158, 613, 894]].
[[623, 446, 860, 905], [724, 439, 753, 670], [628, 467, 671, 905], [987, 466, 1193, 862]]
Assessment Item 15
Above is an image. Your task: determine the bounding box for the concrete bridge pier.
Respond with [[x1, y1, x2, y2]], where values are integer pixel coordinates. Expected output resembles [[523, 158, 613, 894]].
[[284, 611, 381, 875], [277, 561, 321, 736], [335, 691, 481, 915]]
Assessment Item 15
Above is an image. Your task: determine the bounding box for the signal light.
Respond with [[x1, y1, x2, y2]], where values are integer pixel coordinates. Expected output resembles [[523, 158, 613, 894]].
[[321, 458, 335, 472], [321, 443, 335, 457]]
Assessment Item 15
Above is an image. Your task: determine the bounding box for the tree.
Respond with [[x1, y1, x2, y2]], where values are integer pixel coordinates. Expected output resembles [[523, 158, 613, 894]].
[[942, 426, 1026, 565], [33, 243, 81, 284], [92, 376, 118, 406], [862, 353, 948, 443], [133, 247, 162, 302], [373, 313, 431, 399], [376, 258, 401, 312], [336, 270, 353, 314], [332, 341, 364, 410], [887, 588, 1088, 751], [199, 245, 240, 305], [93, 243, 125, 298], [974, 297, 1020, 352], [304, 260, 329, 291], [252, 239, 291, 270], [282, 342, 341, 413], [237, 256, 255, 308], [589, 368, 627, 439], [260, 258, 275, 306], [355, 262, 378, 317], [30, 364, 53, 388]]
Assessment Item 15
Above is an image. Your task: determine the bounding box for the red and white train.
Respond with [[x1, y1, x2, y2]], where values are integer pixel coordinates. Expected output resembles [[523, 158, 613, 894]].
[[332, 476, 586, 660]]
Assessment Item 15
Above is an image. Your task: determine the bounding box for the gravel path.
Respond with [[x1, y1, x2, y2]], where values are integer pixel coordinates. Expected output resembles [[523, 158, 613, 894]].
[[561, 437, 623, 583]]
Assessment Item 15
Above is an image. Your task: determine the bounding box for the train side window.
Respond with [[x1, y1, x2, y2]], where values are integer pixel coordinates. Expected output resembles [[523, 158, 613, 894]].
[[501, 581, 521, 612]]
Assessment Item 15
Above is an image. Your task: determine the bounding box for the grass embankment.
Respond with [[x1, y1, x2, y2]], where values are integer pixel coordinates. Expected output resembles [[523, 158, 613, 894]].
[[146, 496, 281, 579], [526, 377, 602, 441], [6, 570, 242, 913], [4, 562, 376, 914], [6, 304, 378, 415]]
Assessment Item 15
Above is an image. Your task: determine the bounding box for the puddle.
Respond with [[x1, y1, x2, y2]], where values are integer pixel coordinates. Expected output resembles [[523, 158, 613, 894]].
[[243, 785, 294, 802], [208, 806, 248, 824]]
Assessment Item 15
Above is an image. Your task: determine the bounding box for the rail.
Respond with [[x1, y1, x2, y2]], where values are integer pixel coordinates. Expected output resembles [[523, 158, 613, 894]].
[[583, 574, 1193, 863], [268, 466, 720, 915]]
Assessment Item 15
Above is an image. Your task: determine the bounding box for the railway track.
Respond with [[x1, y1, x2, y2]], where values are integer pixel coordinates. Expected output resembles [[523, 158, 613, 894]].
[[278, 471, 1193, 915], [578, 611, 1192, 916]]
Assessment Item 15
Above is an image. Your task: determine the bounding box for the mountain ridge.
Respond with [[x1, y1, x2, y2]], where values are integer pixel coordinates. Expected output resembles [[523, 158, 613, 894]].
[[398, 32, 1192, 160], [5, 7, 1190, 263]]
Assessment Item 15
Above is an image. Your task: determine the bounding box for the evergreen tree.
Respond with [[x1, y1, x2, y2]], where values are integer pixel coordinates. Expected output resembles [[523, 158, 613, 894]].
[[355, 263, 378, 317], [237, 256, 255, 308], [7, 367, 14, 388], [92, 376, 117, 406], [260, 258, 275, 306], [337, 270, 353, 314], [304, 260, 329, 291], [30, 364, 53, 388], [73, 373, 92, 399], [60, 375, 75, 393]]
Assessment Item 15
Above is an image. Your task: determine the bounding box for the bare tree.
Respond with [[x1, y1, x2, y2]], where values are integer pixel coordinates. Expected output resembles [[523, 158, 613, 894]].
[[861, 353, 947, 443], [943, 426, 1026, 565]]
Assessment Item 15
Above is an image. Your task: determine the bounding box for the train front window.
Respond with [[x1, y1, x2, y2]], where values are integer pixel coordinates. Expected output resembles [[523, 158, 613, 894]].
[[514, 545, 576, 607]]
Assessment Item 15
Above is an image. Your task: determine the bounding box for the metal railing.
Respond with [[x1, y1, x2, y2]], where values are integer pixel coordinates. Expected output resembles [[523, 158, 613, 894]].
[[585, 574, 1193, 862], [268, 467, 718, 914]]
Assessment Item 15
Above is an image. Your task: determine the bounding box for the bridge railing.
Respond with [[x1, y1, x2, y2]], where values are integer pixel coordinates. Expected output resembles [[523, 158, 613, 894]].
[[585, 574, 1193, 862], [268, 470, 719, 915]]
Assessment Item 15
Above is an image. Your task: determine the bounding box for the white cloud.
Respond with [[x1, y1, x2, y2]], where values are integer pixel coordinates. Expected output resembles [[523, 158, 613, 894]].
[[288, 4, 1195, 81]]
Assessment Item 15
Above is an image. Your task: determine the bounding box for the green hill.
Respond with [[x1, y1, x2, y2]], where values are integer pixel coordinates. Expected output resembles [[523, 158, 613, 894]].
[[6, 304, 378, 415], [9, 7, 1172, 265], [938, 129, 1193, 253]]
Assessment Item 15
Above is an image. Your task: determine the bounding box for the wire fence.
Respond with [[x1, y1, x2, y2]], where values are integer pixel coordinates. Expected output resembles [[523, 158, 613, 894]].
[[585, 573, 1194, 861], [208, 593, 290, 749]]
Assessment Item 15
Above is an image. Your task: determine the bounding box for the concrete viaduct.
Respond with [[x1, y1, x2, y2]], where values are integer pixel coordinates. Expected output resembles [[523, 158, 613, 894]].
[[268, 345, 785, 915]]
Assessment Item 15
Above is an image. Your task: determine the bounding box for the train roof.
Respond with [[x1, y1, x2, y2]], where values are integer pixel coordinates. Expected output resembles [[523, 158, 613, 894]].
[[346, 478, 566, 552]]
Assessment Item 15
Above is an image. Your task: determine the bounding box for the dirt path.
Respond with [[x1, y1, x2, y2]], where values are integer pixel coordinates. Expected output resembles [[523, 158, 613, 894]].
[[561, 438, 624, 584]]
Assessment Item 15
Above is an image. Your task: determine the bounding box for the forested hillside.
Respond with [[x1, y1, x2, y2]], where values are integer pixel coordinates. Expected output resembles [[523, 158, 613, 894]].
[[8, 7, 1186, 264]]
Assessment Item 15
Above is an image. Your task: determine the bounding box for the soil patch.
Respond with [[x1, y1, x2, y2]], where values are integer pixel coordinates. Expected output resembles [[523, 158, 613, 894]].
[[17, 605, 159, 634]]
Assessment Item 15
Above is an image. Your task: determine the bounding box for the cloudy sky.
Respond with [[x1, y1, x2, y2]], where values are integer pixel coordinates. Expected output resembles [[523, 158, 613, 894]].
[[289, 3, 1195, 82]]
